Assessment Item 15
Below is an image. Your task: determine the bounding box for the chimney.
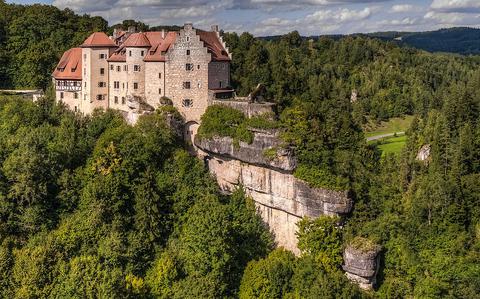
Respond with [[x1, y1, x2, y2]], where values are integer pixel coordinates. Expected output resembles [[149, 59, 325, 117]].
[[211, 25, 219, 32], [113, 28, 119, 39], [184, 23, 193, 30], [161, 29, 165, 39]]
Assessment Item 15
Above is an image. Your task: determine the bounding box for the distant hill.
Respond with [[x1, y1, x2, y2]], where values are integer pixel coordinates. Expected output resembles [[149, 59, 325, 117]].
[[367, 27, 480, 55], [260, 27, 480, 55]]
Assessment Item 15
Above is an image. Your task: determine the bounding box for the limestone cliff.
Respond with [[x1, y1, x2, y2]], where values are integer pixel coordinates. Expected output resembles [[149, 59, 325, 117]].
[[342, 239, 382, 290], [195, 130, 353, 253]]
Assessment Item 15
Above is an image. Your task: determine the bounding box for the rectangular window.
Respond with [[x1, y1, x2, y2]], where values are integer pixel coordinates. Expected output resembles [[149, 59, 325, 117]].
[[114, 81, 120, 89], [141, 50, 144, 56], [98, 82, 106, 87], [183, 82, 191, 89], [197, 65, 200, 70], [74, 92, 78, 99], [84, 82, 86, 88], [158, 73, 162, 79], [129, 51, 132, 57], [110, 65, 114, 70], [99, 53, 106, 59], [134, 65, 141, 72], [124, 65, 128, 71], [84, 68, 86, 75], [117, 66, 121, 72], [122, 97, 126, 104], [100, 68, 105, 75], [96, 94, 105, 100], [114, 96, 118, 104], [122, 83, 125, 89], [83, 54, 86, 60], [159, 88, 162, 94], [60, 92, 64, 99], [182, 99, 192, 107], [185, 63, 193, 71], [134, 82, 138, 90], [186, 49, 190, 55]]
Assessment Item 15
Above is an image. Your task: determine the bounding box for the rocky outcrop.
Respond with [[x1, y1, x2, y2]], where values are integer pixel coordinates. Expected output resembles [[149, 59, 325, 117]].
[[416, 144, 431, 163], [195, 133, 353, 253], [343, 239, 382, 290], [211, 99, 276, 118], [195, 129, 296, 172]]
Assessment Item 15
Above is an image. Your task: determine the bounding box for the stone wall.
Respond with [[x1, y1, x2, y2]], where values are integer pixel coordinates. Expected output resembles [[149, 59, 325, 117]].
[[126, 47, 147, 106], [145, 62, 166, 108], [211, 99, 276, 117], [81, 47, 111, 114], [165, 25, 211, 122], [208, 61, 230, 89], [108, 62, 128, 111]]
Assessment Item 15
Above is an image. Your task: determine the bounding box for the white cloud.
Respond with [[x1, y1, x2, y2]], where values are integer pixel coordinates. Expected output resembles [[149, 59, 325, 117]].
[[305, 7, 373, 24], [391, 4, 415, 13], [431, 0, 480, 13]]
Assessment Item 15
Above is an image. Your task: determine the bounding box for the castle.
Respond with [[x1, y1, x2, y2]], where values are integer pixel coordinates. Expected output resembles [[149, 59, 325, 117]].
[[52, 23, 232, 127], [53, 23, 380, 289]]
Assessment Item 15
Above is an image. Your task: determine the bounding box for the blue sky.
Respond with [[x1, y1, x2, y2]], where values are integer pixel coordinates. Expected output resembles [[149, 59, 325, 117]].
[[6, 0, 480, 35]]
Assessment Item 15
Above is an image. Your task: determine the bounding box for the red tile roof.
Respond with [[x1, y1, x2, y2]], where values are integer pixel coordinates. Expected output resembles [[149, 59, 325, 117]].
[[197, 30, 231, 61], [123, 32, 151, 47], [81, 32, 117, 48], [108, 51, 126, 62], [52, 48, 82, 80], [144, 32, 177, 62], [55, 27, 230, 79]]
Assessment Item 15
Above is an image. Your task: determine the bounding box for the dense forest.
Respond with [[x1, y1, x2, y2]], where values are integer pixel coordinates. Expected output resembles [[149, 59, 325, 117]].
[[0, 2, 480, 298]]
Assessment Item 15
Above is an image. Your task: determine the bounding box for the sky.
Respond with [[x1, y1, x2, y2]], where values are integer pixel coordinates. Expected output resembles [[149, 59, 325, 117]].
[[6, 0, 480, 36]]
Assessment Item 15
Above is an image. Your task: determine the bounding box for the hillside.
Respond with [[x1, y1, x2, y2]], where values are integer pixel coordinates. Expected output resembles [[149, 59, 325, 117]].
[[261, 27, 480, 55], [367, 27, 480, 55]]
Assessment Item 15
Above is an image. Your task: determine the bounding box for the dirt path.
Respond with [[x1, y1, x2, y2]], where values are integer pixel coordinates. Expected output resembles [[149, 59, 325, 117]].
[[367, 132, 405, 142]]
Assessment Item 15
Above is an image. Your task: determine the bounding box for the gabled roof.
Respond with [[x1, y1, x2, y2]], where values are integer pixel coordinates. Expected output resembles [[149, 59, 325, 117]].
[[108, 51, 126, 62], [81, 32, 117, 48], [144, 32, 177, 62], [52, 48, 82, 80], [123, 32, 151, 48], [197, 30, 231, 61]]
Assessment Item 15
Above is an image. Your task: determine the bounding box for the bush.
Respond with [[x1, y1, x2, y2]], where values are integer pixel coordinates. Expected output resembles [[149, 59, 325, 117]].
[[294, 164, 349, 191]]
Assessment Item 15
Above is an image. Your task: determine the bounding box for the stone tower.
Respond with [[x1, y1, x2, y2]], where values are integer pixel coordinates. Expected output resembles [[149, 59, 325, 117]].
[[80, 32, 117, 114]]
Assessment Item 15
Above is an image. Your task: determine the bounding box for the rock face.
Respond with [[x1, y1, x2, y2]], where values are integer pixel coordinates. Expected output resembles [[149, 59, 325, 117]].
[[195, 132, 353, 253], [416, 144, 431, 162], [195, 129, 297, 172], [343, 243, 382, 290]]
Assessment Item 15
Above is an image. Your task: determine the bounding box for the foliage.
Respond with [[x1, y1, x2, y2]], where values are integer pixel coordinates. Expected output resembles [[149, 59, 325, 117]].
[[197, 104, 253, 144], [0, 95, 273, 298], [297, 216, 344, 272]]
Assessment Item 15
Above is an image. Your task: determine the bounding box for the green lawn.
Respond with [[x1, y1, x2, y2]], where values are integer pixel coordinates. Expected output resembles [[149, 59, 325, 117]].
[[375, 135, 407, 156], [364, 115, 414, 138]]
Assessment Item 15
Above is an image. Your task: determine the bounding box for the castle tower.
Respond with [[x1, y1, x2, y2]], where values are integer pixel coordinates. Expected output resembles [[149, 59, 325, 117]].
[[123, 33, 151, 111], [165, 23, 212, 122], [80, 32, 117, 114]]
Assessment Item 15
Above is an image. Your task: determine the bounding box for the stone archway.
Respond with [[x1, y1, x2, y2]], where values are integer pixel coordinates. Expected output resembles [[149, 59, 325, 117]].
[[184, 121, 200, 153]]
